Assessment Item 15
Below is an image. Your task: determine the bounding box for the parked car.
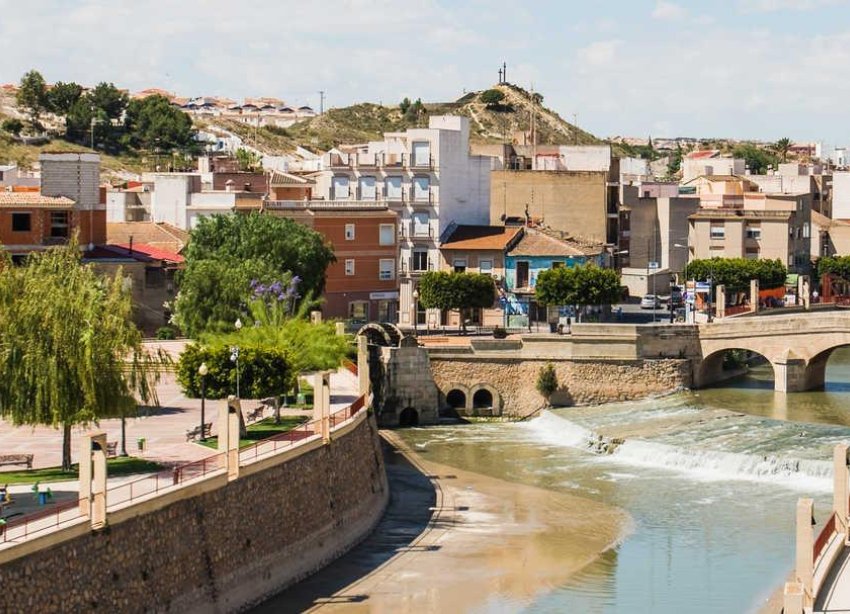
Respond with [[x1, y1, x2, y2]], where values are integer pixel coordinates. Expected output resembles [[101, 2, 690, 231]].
[[640, 294, 661, 309]]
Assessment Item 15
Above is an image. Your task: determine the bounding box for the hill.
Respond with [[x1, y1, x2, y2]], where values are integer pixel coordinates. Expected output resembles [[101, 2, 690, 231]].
[[200, 83, 602, 154]]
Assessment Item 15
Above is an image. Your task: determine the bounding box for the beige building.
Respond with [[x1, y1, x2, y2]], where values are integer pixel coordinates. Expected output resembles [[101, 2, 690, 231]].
[[490, 170, 616, 245]]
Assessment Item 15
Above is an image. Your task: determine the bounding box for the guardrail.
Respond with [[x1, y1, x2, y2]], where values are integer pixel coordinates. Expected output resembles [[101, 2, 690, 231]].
[[238, 418, 320, 464], [814, 511, 837, 563], [1, 498, 85, 543], [330, 395, 365, 429]]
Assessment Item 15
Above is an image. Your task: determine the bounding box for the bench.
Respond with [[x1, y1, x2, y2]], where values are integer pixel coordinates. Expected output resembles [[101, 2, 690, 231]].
[[246, 406, 264, 423], [106, 442, 118, 458], [0, 454, 33, 469], [186, 422, 212, 442]]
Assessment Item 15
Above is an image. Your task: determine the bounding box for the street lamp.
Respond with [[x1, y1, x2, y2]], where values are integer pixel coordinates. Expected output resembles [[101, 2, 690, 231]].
[[669, 279, 676, 324], [198, 362, 208, 441], [231, 318, 243, 398], [412, 288, 420, 336]]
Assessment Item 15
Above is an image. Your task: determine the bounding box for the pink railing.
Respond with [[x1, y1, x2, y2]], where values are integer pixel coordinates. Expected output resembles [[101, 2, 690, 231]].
[[238, 418, 320, 464], [1, 497, 85, 544], [343, 359, 358, 376], [330, 395, 366, 429], [107, 452, 226, 509], [814, 512, 837, 563], [724, 304, 751, 317]]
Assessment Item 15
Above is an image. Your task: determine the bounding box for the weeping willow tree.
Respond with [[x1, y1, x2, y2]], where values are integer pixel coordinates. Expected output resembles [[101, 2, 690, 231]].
[[0, 242, 167, 470]]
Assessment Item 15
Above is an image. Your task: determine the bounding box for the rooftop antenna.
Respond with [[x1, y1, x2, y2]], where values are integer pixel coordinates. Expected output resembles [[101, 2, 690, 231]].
[[318, 90, 325, 115], [503, 62, 507, 84]]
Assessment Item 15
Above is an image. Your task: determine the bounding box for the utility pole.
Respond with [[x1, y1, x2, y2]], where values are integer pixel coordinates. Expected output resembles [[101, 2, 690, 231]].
[[318, 90, 325, 115]]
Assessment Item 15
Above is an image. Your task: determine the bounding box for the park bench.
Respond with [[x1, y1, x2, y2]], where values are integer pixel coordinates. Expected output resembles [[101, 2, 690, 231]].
[[0, 454, 33, 469], [106, 442, 118, 458], [186, 422, 212, 442], [246, 406, 264, 423]]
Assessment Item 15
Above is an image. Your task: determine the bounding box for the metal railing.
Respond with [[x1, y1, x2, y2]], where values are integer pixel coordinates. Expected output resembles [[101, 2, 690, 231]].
[[329, 395, 366, 429], [107, 452, 226, 508], [238, 418, 320, 464], [1, 497, 85, 544], [814, 512, 837, 564], [265, 199, 388, 210]]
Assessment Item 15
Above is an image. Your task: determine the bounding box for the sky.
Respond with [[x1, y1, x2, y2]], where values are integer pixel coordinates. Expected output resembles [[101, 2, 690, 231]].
[[2, 0, 850, 143]]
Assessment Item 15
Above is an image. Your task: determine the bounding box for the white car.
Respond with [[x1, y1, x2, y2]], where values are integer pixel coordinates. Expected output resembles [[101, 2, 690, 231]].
[[640, 294, 660, 309]]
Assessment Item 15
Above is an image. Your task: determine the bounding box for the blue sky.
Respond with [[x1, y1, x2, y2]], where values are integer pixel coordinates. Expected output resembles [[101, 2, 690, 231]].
[[2, 0, 850, 142]]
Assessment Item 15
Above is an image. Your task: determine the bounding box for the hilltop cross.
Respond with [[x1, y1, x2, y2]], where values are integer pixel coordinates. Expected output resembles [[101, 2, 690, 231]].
[[498, 67, 503, 83], [502, 62, 507, 84]]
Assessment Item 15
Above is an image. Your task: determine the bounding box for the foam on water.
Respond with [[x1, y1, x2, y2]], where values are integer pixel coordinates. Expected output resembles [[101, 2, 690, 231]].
[[518, 410, 834, 492]]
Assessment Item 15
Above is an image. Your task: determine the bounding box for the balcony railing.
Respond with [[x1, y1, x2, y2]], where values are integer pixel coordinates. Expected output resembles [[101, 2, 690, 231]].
[[265, 199, 389, 210], [326, 152, 435, 170]]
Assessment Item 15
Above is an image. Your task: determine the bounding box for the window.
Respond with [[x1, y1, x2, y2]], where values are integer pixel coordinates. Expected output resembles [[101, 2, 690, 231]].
[[11, 212, 31, 232], [803, 223, 810, 239], [745, 225, 761, 240], [453, 258, 467, 273], [332, 175, 350, 199], [359, 176, 376, 200], [745, 248, 759, 260], [50, 211, 69, 238], [412, 212, 430, 237], [379, 224, 395, 246], [551, 261, 565, 269], [413, 176, 430, 202], [345, 259, 355, 275], [516, 261, 530, 288], [710, 224, 725, 240], [412, 141, 431, 167], [480, 259, 493, 274], [345, 223, 355, 240], [412, 249, 429, 271], [386, 176, 403, 201], [379, 258, 395, 280], [349, 301, 368, 320]]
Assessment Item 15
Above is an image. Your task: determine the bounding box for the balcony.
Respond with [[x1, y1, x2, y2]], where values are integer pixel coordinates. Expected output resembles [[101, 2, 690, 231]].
[[265, 199, 389, 210]]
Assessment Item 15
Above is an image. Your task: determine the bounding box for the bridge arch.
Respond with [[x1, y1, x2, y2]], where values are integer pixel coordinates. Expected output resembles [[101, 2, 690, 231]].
[[442, 384, 470, 412], [800, 344, 850, 391], [695, 347, 775, 390], [356, 322, 406, 347], [469, 384, 502, 416]]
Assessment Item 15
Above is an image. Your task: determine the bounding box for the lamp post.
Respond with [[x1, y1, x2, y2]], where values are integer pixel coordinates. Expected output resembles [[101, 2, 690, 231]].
[[669, 279, 676, 324], [198, 362, 208, 441], [412, 288, 420, 336], [231, 318, 243, 398]]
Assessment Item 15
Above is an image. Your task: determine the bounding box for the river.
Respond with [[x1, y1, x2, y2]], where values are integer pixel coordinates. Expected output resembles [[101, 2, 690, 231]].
[[392, 349, 850, 613]]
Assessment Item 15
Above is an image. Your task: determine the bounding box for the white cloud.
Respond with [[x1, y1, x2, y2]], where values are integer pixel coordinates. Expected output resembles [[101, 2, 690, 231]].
[[652, 1, 688, 20], [576, 40, 622, 68], [738, 0, 846, 12]]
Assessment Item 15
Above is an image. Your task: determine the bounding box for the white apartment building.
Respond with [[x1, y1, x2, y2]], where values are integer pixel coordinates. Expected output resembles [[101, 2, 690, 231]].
[[682, 155, 746, 183], [310, 115, 494, 328]]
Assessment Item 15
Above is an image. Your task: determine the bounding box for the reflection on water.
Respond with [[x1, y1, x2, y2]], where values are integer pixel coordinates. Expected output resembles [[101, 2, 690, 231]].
[[397, 348, 850, 613]]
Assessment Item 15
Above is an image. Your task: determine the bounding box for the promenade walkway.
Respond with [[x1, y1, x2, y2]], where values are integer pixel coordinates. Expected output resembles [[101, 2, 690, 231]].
[[815, 545, 850, 613]]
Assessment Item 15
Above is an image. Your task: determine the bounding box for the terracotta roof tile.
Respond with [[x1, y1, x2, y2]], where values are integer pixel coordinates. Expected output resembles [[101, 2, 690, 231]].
[[441, 225, 522, 250], [507, 229, 603, 257], [0, 192, 74, 207]]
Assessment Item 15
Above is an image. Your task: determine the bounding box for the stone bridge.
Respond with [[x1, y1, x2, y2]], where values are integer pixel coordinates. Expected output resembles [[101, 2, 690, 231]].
[[693, 310, 850, 392]]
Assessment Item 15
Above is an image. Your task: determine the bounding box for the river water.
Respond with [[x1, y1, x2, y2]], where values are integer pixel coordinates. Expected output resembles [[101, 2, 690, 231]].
[[396, 350, 850, 613]]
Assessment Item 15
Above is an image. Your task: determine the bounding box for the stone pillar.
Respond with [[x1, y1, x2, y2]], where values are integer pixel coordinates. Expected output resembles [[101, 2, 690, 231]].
[[715, 284, 726, 319], [86, 433, 108, 530], [783, 582, 804, 614], [775, 350, 807, 392], [750, 279, 759, 313], [835, 444, 849, 533], [313, 371, 331, 442], [795, 498, 815, 607], [78, 435, 92, 516], [335, 321, 346, 336], [220, 397, 241, 481], [311, 310, 322, 324], [357, 335, 370, 396]]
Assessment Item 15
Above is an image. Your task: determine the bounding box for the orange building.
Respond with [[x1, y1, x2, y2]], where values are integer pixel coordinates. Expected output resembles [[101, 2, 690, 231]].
[[0, 192, 106, 259], [265, 202, 399, 322]]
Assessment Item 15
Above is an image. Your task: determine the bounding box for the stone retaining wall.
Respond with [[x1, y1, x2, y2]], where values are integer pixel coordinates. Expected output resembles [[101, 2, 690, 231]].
[[430, 356, 692, 416], [0, 415, 388, 613]]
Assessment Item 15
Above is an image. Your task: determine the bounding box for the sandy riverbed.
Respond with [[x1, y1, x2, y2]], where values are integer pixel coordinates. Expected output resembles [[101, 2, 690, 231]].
[[263, 430, 632, 613]]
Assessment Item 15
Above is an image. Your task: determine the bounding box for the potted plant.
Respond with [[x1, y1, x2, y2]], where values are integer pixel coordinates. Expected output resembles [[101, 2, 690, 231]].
[[492, 327, 507, 339]]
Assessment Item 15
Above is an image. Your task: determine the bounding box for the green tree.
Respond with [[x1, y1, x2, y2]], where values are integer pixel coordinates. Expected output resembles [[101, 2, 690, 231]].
[[684, 257, 787, 293], [773, 137, 793, 163], [174, 213, 335, 337], [47, 81, 83, 115], [535, 265, 621, 321], [16, 69, 48, 129], [418, 271, 495, 331], [123, 95, 196, 152], [88, 82, 128, 120], [731, 143, 779, 174], [667, 142, 684, 177], [480, 89, 506, 105], [235, 147, 262, 172], [536, 363, 558, 406], [399, 97, 411, 114], [0, 242, 166, 470], [65, 96, 96, 144], [817, 256, 850, 282], [1, 118, 23, 136]]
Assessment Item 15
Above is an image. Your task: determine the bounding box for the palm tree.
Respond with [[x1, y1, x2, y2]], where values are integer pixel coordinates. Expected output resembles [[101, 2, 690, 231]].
[[773, 137, 793, 163]]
